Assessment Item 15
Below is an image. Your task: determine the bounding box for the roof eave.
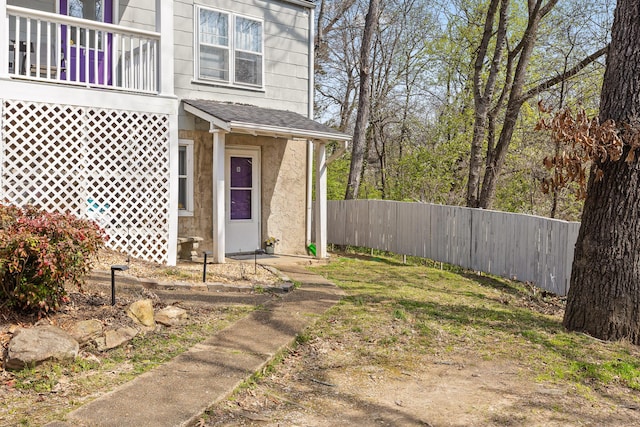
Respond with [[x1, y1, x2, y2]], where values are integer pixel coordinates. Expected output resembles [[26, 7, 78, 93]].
[[184, 103, 230, 132], [229, 121, 351, 143], [280, 0, 316, 9]]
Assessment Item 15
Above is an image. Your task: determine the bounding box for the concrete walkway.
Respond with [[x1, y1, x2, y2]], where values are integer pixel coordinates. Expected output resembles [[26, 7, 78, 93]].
[[52, 260, 343, 427]]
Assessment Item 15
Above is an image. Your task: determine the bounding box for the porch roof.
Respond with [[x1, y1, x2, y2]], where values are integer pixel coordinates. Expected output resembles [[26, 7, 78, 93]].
[[183, 99, 351, 143]]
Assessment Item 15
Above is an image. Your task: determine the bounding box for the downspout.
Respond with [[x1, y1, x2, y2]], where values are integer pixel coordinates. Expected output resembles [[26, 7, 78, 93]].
[[305, 5, 315, 246]]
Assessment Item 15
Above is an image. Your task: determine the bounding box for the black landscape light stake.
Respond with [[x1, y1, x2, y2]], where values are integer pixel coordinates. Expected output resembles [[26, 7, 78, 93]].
[[254, 249, 265, 274], [111, 265, 129, 306], [126, 226, 131, 264], [202, 251, 213, 282]]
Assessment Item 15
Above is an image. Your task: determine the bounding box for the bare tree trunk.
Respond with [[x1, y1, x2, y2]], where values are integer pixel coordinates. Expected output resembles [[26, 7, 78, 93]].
[[339, 66, 357, 131], [345, 0, 380, 200], [564, 0, 640, 344], [477, 43, 607, 208], [551, 49, 571, 218], [315, 0, 357, 62], [466, 0, 508, 207], [476, 0, 552, 208], [467, 0, 609, 209]]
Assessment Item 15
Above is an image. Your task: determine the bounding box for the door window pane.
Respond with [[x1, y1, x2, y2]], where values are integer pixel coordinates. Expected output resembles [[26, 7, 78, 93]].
[[230, 157, 252, 188], [230, 189, 251, 220], [69, 0, 104, 21], [67, 0, 106, 48]]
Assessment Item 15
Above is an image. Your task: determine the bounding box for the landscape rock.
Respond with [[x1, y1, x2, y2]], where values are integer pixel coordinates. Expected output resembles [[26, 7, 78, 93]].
[[5, 326, 79, 370], [96, 327, 138, 351], [155, 306, 188, 326], [127, 299, 155, 327], [68, 319, 104, 345]]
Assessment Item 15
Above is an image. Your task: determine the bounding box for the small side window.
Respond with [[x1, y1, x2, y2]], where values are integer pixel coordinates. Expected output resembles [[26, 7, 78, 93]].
[[178, 140, 194, 216]]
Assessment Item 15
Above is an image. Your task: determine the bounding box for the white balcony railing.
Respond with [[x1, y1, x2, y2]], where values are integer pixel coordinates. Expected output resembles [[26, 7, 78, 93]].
[[5, 6, 160, 94]]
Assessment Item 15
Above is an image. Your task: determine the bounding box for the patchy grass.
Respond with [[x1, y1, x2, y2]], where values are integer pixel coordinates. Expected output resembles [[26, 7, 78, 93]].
[[205, 254, 640, 426], [312, 255, 640, 391]]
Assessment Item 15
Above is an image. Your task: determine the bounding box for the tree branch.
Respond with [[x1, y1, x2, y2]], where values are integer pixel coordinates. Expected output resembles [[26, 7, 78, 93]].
[[539, 0, 560, 19], [519, 45, 608, 102]]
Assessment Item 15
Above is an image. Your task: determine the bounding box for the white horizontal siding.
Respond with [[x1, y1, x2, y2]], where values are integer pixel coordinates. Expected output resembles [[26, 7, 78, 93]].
[[118, 0, 156, 31], [173, 0, 310, 115], [7, 0, 54, 13]]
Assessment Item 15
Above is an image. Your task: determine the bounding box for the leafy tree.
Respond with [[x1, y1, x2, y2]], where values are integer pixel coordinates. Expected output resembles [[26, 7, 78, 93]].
[[317, 0, 609, 212], [345, 0, 380, 200], [466, 0, 608, 209]]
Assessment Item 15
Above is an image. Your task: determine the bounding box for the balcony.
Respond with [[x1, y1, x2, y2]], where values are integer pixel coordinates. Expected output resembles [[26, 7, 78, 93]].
[[4, 5, 160, 94]]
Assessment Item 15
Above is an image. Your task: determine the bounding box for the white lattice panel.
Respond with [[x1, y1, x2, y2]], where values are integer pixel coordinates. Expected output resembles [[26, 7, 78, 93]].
[[1, 100, 171, 264]]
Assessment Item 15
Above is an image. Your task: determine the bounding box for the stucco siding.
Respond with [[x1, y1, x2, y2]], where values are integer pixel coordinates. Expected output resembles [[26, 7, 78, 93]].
[[177, 128, 307, 256], [177, 129, 215, 251]]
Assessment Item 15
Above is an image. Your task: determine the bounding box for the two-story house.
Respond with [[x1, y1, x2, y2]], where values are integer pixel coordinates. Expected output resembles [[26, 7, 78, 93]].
[[0, 0, 350, 265]]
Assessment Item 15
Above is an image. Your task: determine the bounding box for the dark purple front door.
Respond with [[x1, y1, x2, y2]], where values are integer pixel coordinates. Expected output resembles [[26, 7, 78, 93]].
[[60, 0, 113, 84]]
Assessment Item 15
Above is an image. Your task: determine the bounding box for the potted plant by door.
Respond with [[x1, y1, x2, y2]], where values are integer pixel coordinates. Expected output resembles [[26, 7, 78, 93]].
[[264, 236, 279, 254]]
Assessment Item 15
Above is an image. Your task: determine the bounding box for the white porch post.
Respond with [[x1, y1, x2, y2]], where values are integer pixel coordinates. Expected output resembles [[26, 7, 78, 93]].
[[211, 129, 226, 263], [166, 110, 179, 265], [156, 0, 174, 96], [314, 141, 328, 258], [0, 0, 7, 78]]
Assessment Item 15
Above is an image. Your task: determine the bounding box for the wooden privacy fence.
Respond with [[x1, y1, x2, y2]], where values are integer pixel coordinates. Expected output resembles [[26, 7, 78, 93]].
[[326, 200, 580, 296]]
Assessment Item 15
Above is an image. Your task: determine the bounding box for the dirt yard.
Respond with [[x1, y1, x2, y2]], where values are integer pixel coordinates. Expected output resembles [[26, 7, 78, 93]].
[[203, 257, 640, 427], [205, 333, 640, 426]]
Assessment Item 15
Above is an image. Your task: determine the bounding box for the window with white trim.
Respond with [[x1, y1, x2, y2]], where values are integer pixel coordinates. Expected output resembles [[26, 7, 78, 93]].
[[178, 140, 194, 216], [197, 6, 263, 87]]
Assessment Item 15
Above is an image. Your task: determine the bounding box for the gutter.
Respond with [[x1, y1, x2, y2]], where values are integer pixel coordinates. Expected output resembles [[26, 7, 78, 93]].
[[281, 0, 316, 9], [227, 121, 350, 142]]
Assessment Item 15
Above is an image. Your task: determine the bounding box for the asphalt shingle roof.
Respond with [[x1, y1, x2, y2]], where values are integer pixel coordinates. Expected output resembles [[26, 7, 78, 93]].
[[183, 99, 350, 141]]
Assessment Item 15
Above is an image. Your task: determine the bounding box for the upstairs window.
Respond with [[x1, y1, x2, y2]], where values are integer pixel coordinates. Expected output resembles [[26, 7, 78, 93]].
[[197, 6, 263, 88]]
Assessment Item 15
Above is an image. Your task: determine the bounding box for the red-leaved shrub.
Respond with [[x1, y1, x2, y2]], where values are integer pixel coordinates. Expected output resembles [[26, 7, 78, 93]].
[[0, 204, 106, 313]]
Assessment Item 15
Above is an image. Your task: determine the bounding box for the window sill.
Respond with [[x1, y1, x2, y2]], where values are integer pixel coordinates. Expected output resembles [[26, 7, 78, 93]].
[[191, 79, 265, 93], [178, 210, 194, 217]]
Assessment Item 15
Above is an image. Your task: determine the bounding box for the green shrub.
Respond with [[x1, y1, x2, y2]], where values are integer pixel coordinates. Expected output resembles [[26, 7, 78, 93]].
[[0, 204, 106, 313]]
